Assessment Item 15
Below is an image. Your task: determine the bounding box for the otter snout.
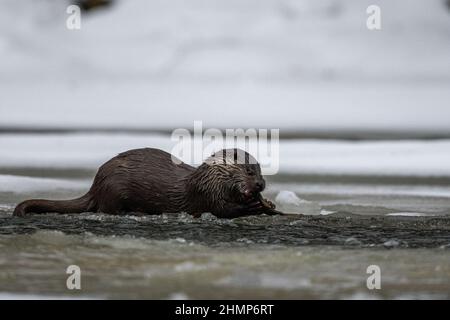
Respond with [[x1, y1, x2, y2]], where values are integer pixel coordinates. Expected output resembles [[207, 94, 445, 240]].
[[255, 180, 265, 192], [243, 179, 266, 199]]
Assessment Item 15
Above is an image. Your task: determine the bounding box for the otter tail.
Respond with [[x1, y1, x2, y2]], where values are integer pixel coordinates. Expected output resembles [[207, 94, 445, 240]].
[[13, 193, 93, 217]]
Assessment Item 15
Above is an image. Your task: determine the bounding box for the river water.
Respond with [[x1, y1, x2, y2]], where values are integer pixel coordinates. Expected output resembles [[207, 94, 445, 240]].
[[1, 167, 449, 299]]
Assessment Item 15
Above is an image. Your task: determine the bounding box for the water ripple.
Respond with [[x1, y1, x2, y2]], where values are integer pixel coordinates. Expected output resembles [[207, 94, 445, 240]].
[[1, 212, 449, 249]]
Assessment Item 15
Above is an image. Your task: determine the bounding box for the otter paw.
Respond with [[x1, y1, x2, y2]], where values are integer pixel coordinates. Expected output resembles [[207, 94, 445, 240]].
[[245, 200, 265, 212], [261, 198, 276, 209]]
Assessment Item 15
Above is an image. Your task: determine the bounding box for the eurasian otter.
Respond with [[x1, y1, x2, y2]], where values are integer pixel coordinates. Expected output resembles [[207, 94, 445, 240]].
[[13, 148, 280, 218]]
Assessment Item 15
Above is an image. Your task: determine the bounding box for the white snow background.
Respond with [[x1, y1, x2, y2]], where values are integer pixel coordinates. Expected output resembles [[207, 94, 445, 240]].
[[0, 0, 449, 132]]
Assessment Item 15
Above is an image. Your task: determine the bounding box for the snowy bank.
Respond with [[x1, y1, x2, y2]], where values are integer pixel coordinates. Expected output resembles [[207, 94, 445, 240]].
[[1, 134, 450, 177], [1, 0, 450, 134]]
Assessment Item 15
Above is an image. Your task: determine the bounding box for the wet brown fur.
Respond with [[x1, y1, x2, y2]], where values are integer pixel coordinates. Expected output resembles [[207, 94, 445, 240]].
[[13, 148, 272, 218]]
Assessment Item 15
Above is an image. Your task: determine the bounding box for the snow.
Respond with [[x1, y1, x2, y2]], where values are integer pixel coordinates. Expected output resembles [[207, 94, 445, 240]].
[[2, 134, 450, 177], [0, 174, 88, 193], [386, 212, 431, 217], [2, 82, 450, 134], [274, 190, 321, 215], [2, 0, 449, 82], [0, 0, 450, 134], [0, 292, 97, 300], [268, 182, 450, 198], [0, 133, 172, 169], [279, 139, 450, 177]]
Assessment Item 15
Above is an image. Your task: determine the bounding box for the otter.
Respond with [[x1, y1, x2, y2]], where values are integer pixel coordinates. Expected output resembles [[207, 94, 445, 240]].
[[13, 148, 281, 218]]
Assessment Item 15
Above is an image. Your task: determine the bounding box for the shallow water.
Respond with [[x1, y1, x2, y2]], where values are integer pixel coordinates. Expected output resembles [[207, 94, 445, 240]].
[[2, 212, 450, 248], [1, 155, 450, 299], [0, 212, 449, 299]]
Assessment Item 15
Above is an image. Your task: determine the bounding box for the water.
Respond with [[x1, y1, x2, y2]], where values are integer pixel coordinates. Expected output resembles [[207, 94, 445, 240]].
[[1, 136, 450, 299], [0, 225, 449, 299], [1, 168, 450, 299], [2, 212, 450, 248]]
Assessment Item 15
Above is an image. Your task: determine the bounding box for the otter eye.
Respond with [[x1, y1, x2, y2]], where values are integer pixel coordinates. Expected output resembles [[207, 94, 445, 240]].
[[246, 168, 255, 176]]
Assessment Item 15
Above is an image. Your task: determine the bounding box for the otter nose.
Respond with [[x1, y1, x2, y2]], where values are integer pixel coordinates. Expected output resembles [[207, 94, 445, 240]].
[[255, 181, 264, 192]]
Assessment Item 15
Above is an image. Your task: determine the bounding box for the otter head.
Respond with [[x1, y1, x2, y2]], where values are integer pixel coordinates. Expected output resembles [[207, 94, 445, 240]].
[[201, 148, 266, 203]]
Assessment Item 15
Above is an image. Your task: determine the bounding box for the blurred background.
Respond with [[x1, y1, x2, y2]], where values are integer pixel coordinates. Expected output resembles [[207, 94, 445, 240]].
[[1, 0, 450, 135]]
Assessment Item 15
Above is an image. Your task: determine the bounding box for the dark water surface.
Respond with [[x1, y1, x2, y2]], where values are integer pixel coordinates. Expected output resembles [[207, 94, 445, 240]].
[[0, 214, 449, 299], [1, 212, 450, 249]]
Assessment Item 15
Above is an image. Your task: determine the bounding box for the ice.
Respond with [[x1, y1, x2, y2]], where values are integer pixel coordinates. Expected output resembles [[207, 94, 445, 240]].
[[345, 237, 362, 246], [0, 0, 450, 134], [383, 239, 402, 248], [167, 292, 190, 300], [268, 182, 450, 198], [0, 293, 93, 300], [278, 139, 450, 177], [2, 134, 450, 178], [386, 212, 431, 217], [0, 133, 173, 169], [274, 190, 321, 215], [0, 174, 88, 193]]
